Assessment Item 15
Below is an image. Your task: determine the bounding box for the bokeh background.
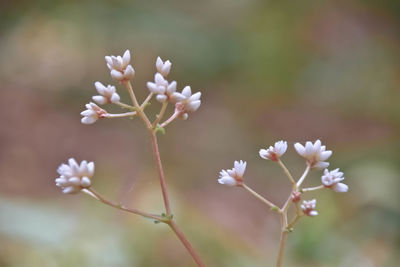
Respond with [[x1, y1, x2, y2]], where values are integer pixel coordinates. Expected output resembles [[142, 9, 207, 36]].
[[1, 0, 399, 266]]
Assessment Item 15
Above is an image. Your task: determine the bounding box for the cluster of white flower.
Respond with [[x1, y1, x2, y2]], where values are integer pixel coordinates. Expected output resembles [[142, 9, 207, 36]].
[[58, 49, 203, 194], [55, 158, 94, 194], [147, 57, 201, 118], [321, 168, 348, 192], [81, 102, 106, 124], [301, 199, 318, 216], [105, 50, 135, 82], [294, 140, 332, 169], [218, 160, 246, 186], [219, 139, 348, 218]]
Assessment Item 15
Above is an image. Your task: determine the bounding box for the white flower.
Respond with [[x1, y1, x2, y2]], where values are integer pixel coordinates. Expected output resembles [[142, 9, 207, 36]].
[[55, 158, 95, 194], [259, 140, 288, 161], [321, 168, 348, 192], [92, 82, 120, 104], [156, 57, 172, 77], [105, 50, 135, 82], [146, 73, 177, 102], [218, 160, 246, 186], [171, 86, 201, 119], [80, 102, 107, 124], [294, 140, 332, 169], [301, 199, 318, 216]]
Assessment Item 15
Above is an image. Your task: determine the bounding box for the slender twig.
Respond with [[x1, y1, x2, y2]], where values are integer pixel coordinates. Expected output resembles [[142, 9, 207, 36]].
[[83, 189, 161, 221], [160, 110, 180, 128], [152, 102, 168, 128], [140, 93, 154, 109], [115, 101, 136, 111], [105, 111, 137, 118], [277, 160, 296, 188], [242, 183, 277, 209], [296, 164, 311, 188], [123, 81, 152, 129], [302, 185, 324, 192], [149, 131, 172, 215], [167, 220, 205, 267], [276, 214, 288, 267]]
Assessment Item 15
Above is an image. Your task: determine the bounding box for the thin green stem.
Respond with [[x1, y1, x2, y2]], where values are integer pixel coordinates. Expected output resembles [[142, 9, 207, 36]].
[[296, 164, 311, 188], [83, 189, 161, 221], [242, 183, 277, 209], [115, 101, 136, 111], [152, 102, 168, 129], [278, 160, 296, 189]]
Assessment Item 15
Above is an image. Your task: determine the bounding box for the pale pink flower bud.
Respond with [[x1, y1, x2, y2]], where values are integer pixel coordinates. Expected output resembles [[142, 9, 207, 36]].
[[301, 199, 318, 216], [294, 140, 332, 169], [218, 160, 247, 186], [259, 140, 288, 161], [321, 168, 348, 192], [55, 158, 95, 194]]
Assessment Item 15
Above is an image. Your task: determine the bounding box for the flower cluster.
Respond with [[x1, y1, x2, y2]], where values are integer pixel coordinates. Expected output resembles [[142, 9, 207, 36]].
[[218, 139, 348, 218], [218, 160, 247, 186], [92, 82, 120, 104], [294, 140, 332, 169], [105, 50, 135, 82], [55, 158, 94, 194], [301, 199, 318, 216], [81, 102, 107, 124], [321, 168, 348, 192]]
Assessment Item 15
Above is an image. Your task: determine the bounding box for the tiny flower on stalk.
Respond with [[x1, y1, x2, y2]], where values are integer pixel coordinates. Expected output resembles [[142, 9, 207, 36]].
[[81, 102, 107, 124], [92, 82, 120, 104], [156, 57, 172, 77], [291, 191, 302, 203], [146, 73, 177, 102], [259, 140, 288, 161], [105, 50, 135, 82], [55, 158, 94, 194], [171, 86, 201, 120], [321, 168, 348, 192], [218, 160, 246, 186], [294, 140, 332, 169], [301, 199, 318, 216]]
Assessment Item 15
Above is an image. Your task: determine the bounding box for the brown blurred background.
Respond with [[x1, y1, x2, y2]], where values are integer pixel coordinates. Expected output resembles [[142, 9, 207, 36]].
[[0, 0, 399, 266]]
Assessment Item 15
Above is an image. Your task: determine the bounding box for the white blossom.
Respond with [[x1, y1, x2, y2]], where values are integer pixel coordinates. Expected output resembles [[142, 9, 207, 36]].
[[218, 160, 246, 186], [80, 102, 106, 124], [301, 199, 318, 216], [259, 140, 288, 161], [156, 57, 172, 77], [294, 140, 332, 169], [92, 82, 120, 104], [105, 50, 135, 82], [55, 158, 94, 194], [171, 86, 201, 119], [321, 168, 348, 192], [146, 73, 177, 103]]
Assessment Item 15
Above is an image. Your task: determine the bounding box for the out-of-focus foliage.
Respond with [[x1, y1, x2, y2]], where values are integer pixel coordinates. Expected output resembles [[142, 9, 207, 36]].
[[0, 0, 399, 266]]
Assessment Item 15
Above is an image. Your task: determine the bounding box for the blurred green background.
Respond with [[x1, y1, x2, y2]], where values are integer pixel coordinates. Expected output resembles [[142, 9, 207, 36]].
[[1, 0, 400, 266]]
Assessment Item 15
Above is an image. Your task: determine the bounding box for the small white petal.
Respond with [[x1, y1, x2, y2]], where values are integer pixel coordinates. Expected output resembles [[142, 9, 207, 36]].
[[110, 93, 120, 103], [111, 70, 124, 80], [218, 176, 237, 186], [122, 50, 131, 67], [124, 65, 135, 80], [69, 177, 81, 186], [314, 161, 329, 169], [332, 183, 348, 192], [81, 116, 97, 124], [294, 143, 305, 155], [309, 210, 318, 216], [156, 94, 167, 102], [80, 176, 91, 187], [182, 86, 192, 97], [92, 95, 107, 105]]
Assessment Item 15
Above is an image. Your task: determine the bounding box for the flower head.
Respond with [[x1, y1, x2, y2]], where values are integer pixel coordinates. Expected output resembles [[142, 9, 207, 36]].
[[92, 82, 120, 104], [301, 199, 318, 216], [218, 160, 246, 186], [171, 86, 201, 119], [105, 50, 135, 82], [259, 140, 288, 161], [55, 158, 94, 194], [80, 102, 107, 124], [321, 168, 348, 192], [294, 140, 332, 169], [146, 73, 177, 102], [156, 57, 172, 77]]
